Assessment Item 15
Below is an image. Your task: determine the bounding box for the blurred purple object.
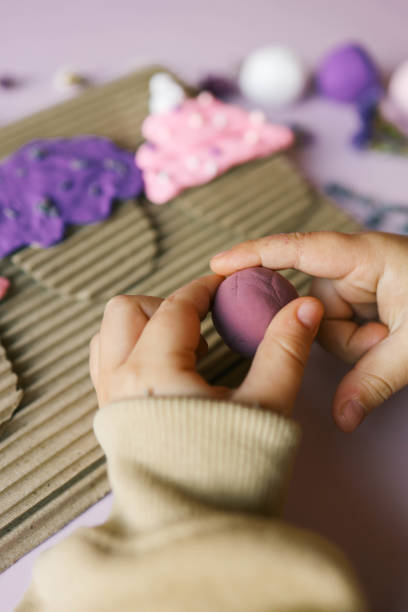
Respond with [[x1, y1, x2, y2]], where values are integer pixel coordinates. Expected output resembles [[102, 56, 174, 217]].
[[197, 74, 239, 99], [0, 75, 18, 89], [212, 267, 298, 358], [352, 98, 377, 149], [316, 43, 382, 105], [288, 122, 314, 146]]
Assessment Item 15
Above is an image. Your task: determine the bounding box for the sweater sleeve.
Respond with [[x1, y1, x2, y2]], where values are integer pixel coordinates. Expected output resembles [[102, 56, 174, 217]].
[[92, 396, 301, 532], [16, 398, 368, 612]]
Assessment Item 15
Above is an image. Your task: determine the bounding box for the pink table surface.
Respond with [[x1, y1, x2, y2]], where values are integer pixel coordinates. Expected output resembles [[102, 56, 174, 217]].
[[1, 1, 408, 611]]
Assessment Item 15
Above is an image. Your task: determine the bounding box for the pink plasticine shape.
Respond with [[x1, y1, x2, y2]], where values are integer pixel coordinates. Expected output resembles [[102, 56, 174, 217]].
[[136, 92, 294, 204], [0, 277, 10, 300]]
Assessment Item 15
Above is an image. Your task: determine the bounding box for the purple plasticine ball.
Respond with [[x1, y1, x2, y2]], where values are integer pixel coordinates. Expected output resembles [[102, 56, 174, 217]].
[[316, 43, 381, 104], [212, 267, 299, 358]]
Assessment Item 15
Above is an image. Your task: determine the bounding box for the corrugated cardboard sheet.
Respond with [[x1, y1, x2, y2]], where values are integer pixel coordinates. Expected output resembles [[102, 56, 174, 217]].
[[13, 200, 158, 300], [0, 340, 23, 430], [0, 66, 360, 571]]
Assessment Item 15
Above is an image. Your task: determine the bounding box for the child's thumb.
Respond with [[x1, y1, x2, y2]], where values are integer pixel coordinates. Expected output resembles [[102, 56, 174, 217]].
[[233, 297, 324, 414]]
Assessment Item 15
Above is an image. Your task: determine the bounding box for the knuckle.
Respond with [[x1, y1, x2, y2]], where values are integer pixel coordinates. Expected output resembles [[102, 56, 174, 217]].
[[165, 293, 178, 304], [160, 295, 184, 313], [257, 236, 272, 250], [162, 293, 196, 315], [288, 232, 313, 268], [105, 294, 134, 313], [156, 297, 187, 322], [359, 370, 395, 403], [265, 334, 307, 371]]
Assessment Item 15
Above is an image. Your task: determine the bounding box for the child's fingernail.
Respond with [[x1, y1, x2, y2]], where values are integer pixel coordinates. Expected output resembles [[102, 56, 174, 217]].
[[297, 301, 320, 330], [212, 249, 229, 259], [338, 399, 365, 432]]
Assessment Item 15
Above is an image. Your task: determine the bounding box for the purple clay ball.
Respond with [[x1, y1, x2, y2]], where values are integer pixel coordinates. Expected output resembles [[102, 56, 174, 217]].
[[316, 43, 381, 105], [212, 267, 299, 358]]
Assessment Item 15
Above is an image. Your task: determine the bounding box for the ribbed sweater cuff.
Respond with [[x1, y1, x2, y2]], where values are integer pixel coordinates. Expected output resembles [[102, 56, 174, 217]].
[[94, 397, 301, 530]]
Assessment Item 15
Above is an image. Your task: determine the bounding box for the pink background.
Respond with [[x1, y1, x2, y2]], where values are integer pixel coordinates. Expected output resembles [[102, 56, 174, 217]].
[[1, 1, 408, 610]]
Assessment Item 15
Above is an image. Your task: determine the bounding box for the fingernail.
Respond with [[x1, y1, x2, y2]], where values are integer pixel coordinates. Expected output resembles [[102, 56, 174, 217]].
[[297, 301, 320, 330], [338, 399, 365, 432], [212, 249, 229, 259]]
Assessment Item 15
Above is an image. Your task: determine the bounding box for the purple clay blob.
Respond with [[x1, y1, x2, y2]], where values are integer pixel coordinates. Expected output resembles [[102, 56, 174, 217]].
[[0, 75, 17, 89], [316, 43, 382, 105], [198, 74, 239, 99], [212, 267, 299, 358], [0, 136, 144, 256]]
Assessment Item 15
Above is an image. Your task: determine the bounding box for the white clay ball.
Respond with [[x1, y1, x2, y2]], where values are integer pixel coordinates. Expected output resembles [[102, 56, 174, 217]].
[[149, 72, 177, 94], [239, 46, 307, 107], [149, 72, 186, 114], [388, 60, 408, 116], [149, 89, 185, 114]]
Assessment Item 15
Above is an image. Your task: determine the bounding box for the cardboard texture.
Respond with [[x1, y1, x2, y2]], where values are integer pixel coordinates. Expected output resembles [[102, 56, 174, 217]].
[[0, 340, 23, 430], [0, 66, 360, 572], [13, 201, 158, 300]]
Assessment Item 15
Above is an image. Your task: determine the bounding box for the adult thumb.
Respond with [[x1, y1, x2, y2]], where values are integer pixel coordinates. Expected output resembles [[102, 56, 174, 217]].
[[333, 328, 408, 432], [233, 297, 324, 414]]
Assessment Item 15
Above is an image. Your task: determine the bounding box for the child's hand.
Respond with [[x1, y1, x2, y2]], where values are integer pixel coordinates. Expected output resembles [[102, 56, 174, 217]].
[[211, 231, 408, 432], [90, 275, 323, 416]]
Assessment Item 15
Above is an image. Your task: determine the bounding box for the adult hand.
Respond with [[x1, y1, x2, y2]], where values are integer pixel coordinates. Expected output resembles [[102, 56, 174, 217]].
[[211, 231, 408, 432]]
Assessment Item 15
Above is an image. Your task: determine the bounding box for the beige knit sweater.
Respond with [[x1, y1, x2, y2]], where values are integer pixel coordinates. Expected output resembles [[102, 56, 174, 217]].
[[16, 398, 367, 612]]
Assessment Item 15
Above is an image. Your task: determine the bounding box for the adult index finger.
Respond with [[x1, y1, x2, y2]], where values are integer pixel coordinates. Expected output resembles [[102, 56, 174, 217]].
[[210, 231, 364, 279]]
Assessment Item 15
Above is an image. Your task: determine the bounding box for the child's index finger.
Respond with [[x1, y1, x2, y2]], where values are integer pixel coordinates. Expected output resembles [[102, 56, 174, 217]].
[[210, 231, 362, 279], [132, 274, 224, 367], [167, 274, 224, 321]]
